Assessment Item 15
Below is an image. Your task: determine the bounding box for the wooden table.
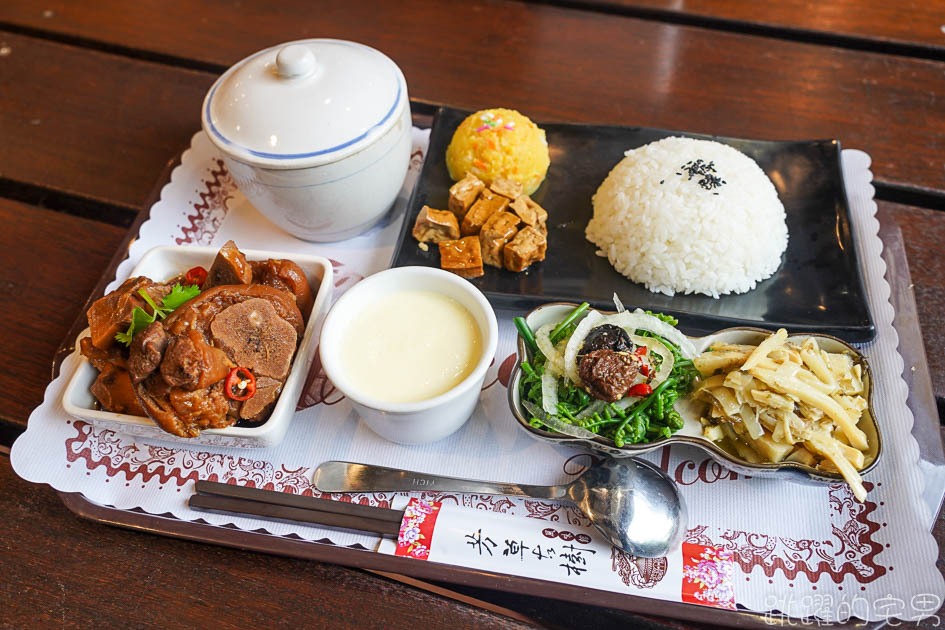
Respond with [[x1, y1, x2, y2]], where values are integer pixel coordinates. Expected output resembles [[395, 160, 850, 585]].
[[2, 1, 943, 627]]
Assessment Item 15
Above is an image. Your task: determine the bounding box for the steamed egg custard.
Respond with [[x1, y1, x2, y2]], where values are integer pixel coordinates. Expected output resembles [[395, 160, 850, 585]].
[[340, 290, 483, 403]]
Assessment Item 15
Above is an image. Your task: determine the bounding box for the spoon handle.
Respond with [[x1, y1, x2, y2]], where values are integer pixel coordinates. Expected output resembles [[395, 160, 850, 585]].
[[313, 461, 564, 499]]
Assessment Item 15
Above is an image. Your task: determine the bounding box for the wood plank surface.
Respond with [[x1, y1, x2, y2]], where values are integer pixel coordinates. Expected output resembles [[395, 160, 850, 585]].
[[1, 2, 944, 198], [567, 0, 945, 52], [0, 32, 211, 213], [0, 199, 124, 435]]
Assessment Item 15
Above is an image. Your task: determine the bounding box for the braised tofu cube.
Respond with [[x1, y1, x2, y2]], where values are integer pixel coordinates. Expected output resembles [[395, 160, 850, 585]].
[[412, 205, 460, 243], [460, 189, 510, 236], [448, 174, 485, 221], [489, 177, 524, 199], [439, 236, 484, 278], [479, 212, 521, 268], [510, 195, 548, 228], [503, 225, 547, 272]]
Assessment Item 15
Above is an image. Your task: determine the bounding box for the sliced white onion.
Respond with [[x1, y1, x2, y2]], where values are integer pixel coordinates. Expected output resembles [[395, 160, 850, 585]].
[[612, 292, 626, 313], [629, 334, 675, 388], [563, 310, 604, 386], [535, 322, 565, 377], [523, 401, 603, 441], [599, 309, 696, 359], [541, 371, 559, 415]]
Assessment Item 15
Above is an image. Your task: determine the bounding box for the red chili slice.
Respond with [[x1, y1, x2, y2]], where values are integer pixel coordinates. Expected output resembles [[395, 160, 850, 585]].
[[634, 345, 648, 356], [185, 265, 208, 287], [628, 383, 652, 397], [225, 366, 256, 401], [639, 363, 650, 377]]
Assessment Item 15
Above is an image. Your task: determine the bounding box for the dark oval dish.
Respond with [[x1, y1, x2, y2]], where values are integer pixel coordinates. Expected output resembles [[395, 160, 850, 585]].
[[507, 302, 882, 484]]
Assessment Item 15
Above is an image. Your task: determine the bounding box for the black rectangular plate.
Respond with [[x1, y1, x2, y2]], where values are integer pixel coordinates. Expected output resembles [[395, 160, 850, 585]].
[[391, 106, 874, 342]]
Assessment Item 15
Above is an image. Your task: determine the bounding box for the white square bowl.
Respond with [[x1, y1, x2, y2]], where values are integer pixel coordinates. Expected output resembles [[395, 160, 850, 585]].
[[61, 245, 333, 448]]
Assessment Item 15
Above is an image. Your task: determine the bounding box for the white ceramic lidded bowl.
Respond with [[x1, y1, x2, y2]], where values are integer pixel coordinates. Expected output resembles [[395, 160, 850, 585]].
[[201, 39, 412, 242], [319, 267, 499, 444]]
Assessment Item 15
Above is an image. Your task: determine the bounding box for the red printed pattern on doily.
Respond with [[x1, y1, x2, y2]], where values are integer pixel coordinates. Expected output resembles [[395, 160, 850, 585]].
[[409, 147, 424, 172], [611, 549, 669, 589], [481, 353, 518, 391], [176, 159, 235, 245]]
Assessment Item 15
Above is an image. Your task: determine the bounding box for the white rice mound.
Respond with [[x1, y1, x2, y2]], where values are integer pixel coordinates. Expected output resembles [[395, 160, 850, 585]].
[[586, 136, 788, 298]]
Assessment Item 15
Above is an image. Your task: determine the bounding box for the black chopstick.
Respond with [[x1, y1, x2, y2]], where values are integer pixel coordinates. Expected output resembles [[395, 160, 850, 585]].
[[189, 480, 404, 537], [194, 480, 404, 522], [188, 494, 402, 536]]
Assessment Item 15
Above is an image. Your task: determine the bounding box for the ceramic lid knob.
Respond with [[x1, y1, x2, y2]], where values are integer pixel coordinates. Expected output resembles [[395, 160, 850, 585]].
[[276, 44, 316, 79]]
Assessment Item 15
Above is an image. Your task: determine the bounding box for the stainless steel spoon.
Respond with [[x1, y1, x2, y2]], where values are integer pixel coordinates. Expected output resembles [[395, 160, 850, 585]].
[[313, 457, 687, 558]]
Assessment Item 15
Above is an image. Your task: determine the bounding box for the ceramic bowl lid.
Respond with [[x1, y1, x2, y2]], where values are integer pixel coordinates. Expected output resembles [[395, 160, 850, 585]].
[[202, 39, 406, 168]]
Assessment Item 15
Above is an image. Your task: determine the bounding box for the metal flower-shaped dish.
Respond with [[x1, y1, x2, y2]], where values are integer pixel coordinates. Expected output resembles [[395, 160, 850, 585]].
[[507, 303, 882, 483]]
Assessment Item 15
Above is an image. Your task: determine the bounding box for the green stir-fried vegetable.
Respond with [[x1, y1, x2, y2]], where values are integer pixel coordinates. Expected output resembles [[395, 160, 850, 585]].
[[516, 304, 700, 447]]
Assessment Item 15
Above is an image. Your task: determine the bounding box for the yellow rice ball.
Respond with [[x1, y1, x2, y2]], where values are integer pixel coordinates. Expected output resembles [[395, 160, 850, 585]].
[[445, 108, 550, 195]]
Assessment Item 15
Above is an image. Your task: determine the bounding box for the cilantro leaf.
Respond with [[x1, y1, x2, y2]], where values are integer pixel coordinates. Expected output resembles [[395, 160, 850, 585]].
[[115, 306, 158, 345], [138, 289, 165, 319], [114, 283, 201, 346], [162, 284, 201, 311], [113, 328, 133, 346]]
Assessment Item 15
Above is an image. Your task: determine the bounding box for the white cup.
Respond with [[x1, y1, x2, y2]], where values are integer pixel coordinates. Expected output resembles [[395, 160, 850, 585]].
[[319, 267, 498, 444], [201, 39, 411, 242]]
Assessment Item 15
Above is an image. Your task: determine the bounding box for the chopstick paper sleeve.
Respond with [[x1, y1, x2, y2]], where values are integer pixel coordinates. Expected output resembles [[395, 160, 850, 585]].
[[378, 499, 734, 610]]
